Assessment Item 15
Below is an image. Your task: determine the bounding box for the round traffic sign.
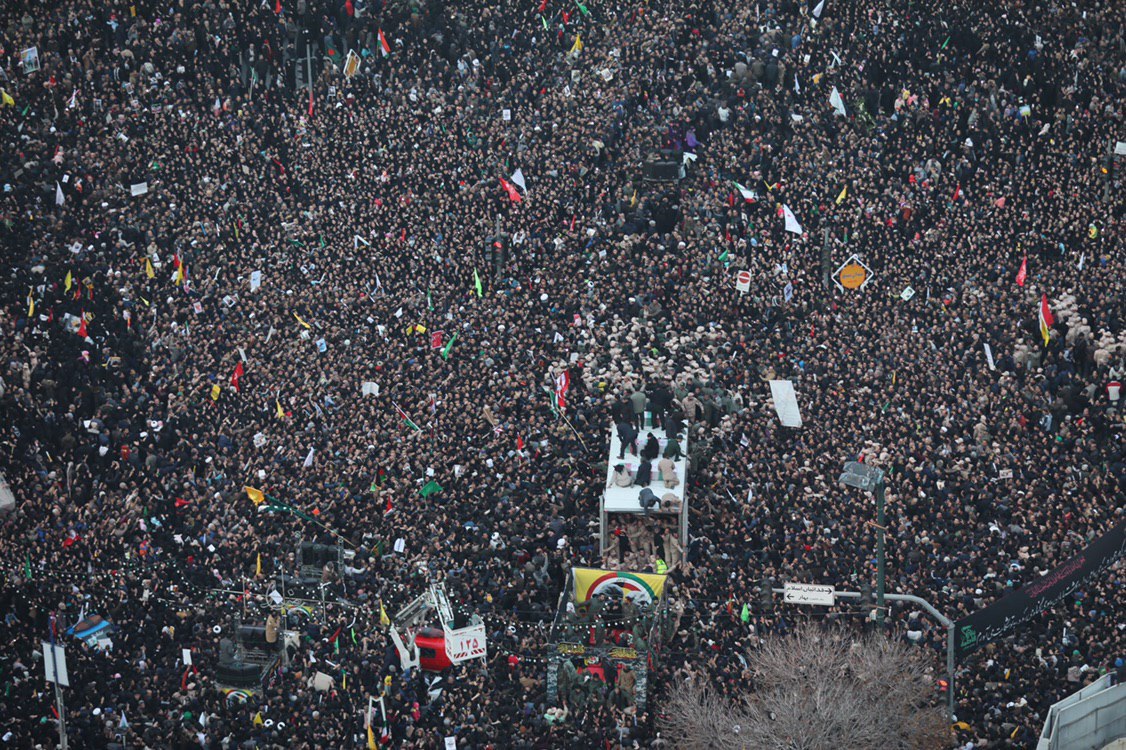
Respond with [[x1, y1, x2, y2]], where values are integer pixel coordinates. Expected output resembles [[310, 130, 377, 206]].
[[737, 271, 751, 285]]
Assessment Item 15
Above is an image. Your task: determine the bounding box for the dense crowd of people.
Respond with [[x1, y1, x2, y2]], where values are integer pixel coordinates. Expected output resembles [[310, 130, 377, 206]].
[[1, 0, 1123, 746]]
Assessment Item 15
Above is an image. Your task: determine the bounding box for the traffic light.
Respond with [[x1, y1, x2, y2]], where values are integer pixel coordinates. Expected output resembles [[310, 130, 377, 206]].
[[759, 580, 772, 611]]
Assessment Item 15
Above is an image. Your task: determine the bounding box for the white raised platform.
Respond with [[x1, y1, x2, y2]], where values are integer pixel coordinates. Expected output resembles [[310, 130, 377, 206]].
[[603, 425, 688, 515]]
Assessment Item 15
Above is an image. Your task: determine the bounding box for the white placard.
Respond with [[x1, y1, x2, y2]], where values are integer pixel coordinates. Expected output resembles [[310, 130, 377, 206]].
[[783, 583, 835, 606], [997, 469, 1013, 480], [984, 343, 995, 371], [501, 109, 511, 121], [42, 642, 69, 686], [130, 182, 149, 196], [900, 286, 915, 301], [444, 623, 487, 664], [1116, 141, 1126, 156], [182, 648, 193, 666], [445, 738, 457, 750], [768, 380, 803, 428], [361, 381, 379, 397], [249, 271, 262, 292]]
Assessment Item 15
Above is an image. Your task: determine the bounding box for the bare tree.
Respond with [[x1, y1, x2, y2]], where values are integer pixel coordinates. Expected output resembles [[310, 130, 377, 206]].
[[661, 624, 950, 750]]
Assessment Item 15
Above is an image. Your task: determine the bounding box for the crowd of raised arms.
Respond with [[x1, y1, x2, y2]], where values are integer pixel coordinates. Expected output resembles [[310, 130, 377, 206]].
[[0, 0, 1122, 747]]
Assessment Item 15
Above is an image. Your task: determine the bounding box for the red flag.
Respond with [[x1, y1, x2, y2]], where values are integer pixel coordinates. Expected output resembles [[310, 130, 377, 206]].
[[76, 313, 88, 338], [174, 497, 191, 509], [952, 184, 962, 202], [275, 0, 281, 12], [379, 30, 391, 57], [500, 177, 523, 203], [231, 362, 244, 392], [538, 0, 548, 11], [562, 9, 570, 23], [516, 434, 525, 452], [308, 87, 314, 117], [384, 496, 393, 516], [1015, 256, 1027, 287]]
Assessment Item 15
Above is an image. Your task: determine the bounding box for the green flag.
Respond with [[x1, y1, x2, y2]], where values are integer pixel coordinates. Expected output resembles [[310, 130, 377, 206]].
[[427, 289, 433, 311], [473, 269, 483, 297], [25, 552, 32, 581], [419, 480, 443, 498], [440, 331, 458, 360], [576, 1, 590, 15], [941, 36, 950, 49], [740, 603, 750, 623], [541, 14, 549, 29], [718, 248, 730, 264]]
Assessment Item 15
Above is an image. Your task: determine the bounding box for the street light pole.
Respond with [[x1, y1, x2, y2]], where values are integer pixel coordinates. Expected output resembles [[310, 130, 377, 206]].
[[875, 479, 886, 626], [839, 461, 887, 626]]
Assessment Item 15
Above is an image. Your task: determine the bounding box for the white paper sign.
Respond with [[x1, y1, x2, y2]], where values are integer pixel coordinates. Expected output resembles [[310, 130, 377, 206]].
[[361, 382, 380, 397], [249, 271, 262, 292], [501, 109, 511, 121], [445, 738, 457, 750], [182, 649, 193, 666], [984, 343, 995, 371], [768, 380, 803, 428], [900, 286, 915, 301], [130, 182, 149, 196]]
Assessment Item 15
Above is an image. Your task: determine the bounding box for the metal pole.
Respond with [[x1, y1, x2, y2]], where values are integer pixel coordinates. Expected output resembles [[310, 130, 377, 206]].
[[876, 481, 886, 626], [821, 226, 831, 289], [49, 614, 68, 750], [946, 621, 956, 723]]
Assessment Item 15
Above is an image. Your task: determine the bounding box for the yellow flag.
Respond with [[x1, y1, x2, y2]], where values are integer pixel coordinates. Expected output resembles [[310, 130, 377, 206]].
[[342, 672, 347, 690], [64, 270, 73, 292], [27, 291, 34, 318], [367, 725, 377, 750], [145, 258, 155, 279], [293, 312, 311, 329], [1, 89, 13, 107], [210, 384, 221, 401], [276, 398, 286, 419], [836, 185, 847, 205], [245, 486, 265, 506], [256, 553, 262, 577], [570, 34, 583, 55], [379, 600, 390, 627], [253, 712, 264, 727], [174, 263, 185, 285]]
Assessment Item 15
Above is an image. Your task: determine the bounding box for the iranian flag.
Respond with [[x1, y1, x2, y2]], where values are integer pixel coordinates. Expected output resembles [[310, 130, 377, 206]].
[[393, 400, 422, 432], [379, 30, 391, 57], [554, 371, 570, 413], [733, 182, 758, 203]]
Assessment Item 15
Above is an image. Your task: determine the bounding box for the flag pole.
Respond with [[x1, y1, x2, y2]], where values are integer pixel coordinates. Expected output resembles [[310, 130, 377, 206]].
[[49, 613, 69, 750], [558, 410, 590, 454]]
